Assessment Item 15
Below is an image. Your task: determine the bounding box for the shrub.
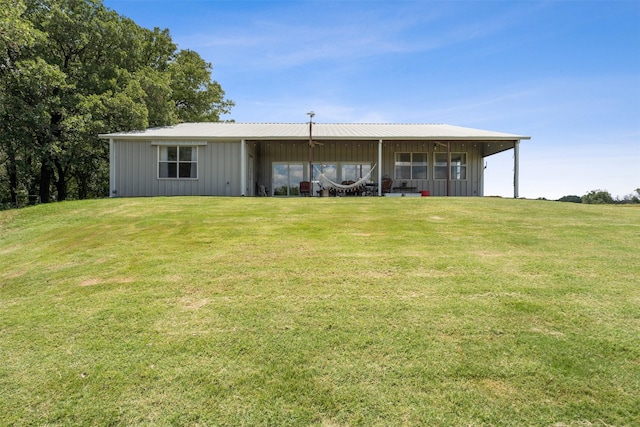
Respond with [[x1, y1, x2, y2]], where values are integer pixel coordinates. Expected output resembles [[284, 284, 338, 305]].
[[582, 189, 614, 204], [617, 188, 640, 204], [557, 195, 582, 203]]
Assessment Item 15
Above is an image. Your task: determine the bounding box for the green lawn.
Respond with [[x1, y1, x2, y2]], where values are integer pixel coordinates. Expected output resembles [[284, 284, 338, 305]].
[[1, 197, 639, 426]]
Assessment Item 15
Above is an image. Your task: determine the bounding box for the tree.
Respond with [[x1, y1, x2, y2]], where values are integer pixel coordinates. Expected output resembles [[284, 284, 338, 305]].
[[617, 188, 640, 204], [0, 0, 233, 205], [21, 0, 154, 202], [169, 49, 234, 122], [0, 58, 67, 205], [557, 195, 582, 203], [0, 0, 39, 57], [0, 1, 69, 206], [582, 189, 614, 204]]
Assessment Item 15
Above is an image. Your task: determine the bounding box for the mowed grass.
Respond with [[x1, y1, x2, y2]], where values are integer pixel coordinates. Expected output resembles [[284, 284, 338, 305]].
[[0, 197, 639, 426]]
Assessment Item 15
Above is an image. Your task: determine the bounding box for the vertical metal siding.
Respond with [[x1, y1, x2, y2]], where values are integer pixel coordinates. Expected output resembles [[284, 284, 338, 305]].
[[113, 139, 488, 197], [113, 140, 243, 197], [205, 141, 241, 196], [114, 140, 156, 197], [377, 140, 482, 196]]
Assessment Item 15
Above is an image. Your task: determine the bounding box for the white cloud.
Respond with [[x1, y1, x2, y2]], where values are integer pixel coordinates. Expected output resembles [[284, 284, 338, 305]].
[[177, 1, 535, 71]]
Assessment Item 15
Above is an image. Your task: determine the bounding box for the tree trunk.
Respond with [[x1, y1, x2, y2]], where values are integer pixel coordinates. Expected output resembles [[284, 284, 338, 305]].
[[9, 164, 19, 208], [39, 163, 52, 203], [54, 159, 68, 201], [5, 142, 19, 207], [55, 177, 67, 201], [77, 174, 88, 200]]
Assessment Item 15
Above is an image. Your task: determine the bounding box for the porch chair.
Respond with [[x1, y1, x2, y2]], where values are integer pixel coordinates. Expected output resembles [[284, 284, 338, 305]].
[[381, 178, 393, 194], [257, 182, 268, 196], [299, 181, 311, 196]]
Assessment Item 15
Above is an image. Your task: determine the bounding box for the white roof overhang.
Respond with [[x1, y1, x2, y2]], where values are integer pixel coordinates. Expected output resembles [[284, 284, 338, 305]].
[[99, 122, 530, 142]]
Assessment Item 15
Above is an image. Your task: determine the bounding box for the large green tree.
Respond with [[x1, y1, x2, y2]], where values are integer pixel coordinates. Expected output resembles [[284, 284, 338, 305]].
[[0, 0, 42, 206], [0, 0, 233, 206], [170, 49, 234, 123]]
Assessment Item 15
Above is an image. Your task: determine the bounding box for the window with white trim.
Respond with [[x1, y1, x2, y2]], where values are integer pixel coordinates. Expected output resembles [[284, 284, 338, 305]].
[[159, 146, 198, 179], [394, 153, 427, 179], [434, 152, 467, 180]]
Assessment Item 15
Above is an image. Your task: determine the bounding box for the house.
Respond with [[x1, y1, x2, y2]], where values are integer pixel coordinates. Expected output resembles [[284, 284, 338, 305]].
[[99, 122, 530, 198]]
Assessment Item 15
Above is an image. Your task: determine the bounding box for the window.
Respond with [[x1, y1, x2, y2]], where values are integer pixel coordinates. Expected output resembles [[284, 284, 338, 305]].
[[272, 162, 373, 196], [395, 153, 427, 179], [272, 163, 304, 196], [159, 146, 198, 179], [313, 163, 337, 194], [313, 163, 337, 182], [341, 163, 371, 182], [434, 152, 467, 180]]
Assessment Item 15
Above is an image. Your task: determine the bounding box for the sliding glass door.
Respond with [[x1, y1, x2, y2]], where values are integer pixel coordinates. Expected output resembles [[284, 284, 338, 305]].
[[272, 163, 304, 196], [273, 162, 372, 196]]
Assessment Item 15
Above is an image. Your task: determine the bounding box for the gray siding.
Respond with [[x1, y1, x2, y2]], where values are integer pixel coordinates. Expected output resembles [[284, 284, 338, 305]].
[[112, 140, 242, 197]]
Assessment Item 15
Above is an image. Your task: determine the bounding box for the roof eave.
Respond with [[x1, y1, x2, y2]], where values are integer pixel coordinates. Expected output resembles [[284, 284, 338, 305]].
[[99, 135, 531, 142]]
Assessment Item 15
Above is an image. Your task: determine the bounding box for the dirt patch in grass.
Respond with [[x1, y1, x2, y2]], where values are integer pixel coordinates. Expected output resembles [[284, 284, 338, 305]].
[[79, 278, 101, 287], [476, 378, 517, 398], [530, 327, 565, 337], [178, 296, 210, 310]]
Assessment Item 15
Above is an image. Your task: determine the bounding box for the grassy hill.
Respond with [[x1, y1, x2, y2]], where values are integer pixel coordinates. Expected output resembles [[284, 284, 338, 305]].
[[1, 197, 639, 426]]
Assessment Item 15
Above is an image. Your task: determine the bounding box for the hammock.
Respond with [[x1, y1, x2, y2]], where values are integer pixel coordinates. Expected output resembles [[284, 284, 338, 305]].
[[316, 164, 377, 192]]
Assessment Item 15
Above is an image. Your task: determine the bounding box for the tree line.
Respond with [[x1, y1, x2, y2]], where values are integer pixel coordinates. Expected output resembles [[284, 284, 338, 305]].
[[1, 0, 234, 207], [557, 189, 640, 204]]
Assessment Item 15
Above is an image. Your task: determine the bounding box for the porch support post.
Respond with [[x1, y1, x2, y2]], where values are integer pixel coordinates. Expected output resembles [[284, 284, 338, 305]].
[[240, 139, 246, 196], [446, 141, 451, 196], [109, 138, 116, 197], [513, 140, 520, 199], [378, 139, 383, 196]]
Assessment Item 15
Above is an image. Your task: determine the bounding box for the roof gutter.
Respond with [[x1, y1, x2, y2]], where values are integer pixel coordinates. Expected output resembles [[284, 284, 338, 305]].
[[99, 135, 531, 142]]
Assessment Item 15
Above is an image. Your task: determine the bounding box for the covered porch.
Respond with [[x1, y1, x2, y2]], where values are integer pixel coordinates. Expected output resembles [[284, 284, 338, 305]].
[[241, 138, 522, 198]]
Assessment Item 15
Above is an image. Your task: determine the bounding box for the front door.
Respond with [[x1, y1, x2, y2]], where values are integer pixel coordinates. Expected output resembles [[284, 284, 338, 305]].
[[247, 154, 254, 196]]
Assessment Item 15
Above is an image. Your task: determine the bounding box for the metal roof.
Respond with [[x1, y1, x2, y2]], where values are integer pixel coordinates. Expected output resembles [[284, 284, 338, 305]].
[[99, 122, 530, 141]]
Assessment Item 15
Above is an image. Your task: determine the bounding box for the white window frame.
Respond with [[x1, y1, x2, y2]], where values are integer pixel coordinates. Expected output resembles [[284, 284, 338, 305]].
[[394, 152, 428, 180], [434, 152, 467, 181], [156, 144, 200, 180]]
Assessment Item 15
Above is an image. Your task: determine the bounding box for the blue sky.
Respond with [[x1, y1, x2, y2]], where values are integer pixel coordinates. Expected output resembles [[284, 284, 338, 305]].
[[103, 0, 640, 199]]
